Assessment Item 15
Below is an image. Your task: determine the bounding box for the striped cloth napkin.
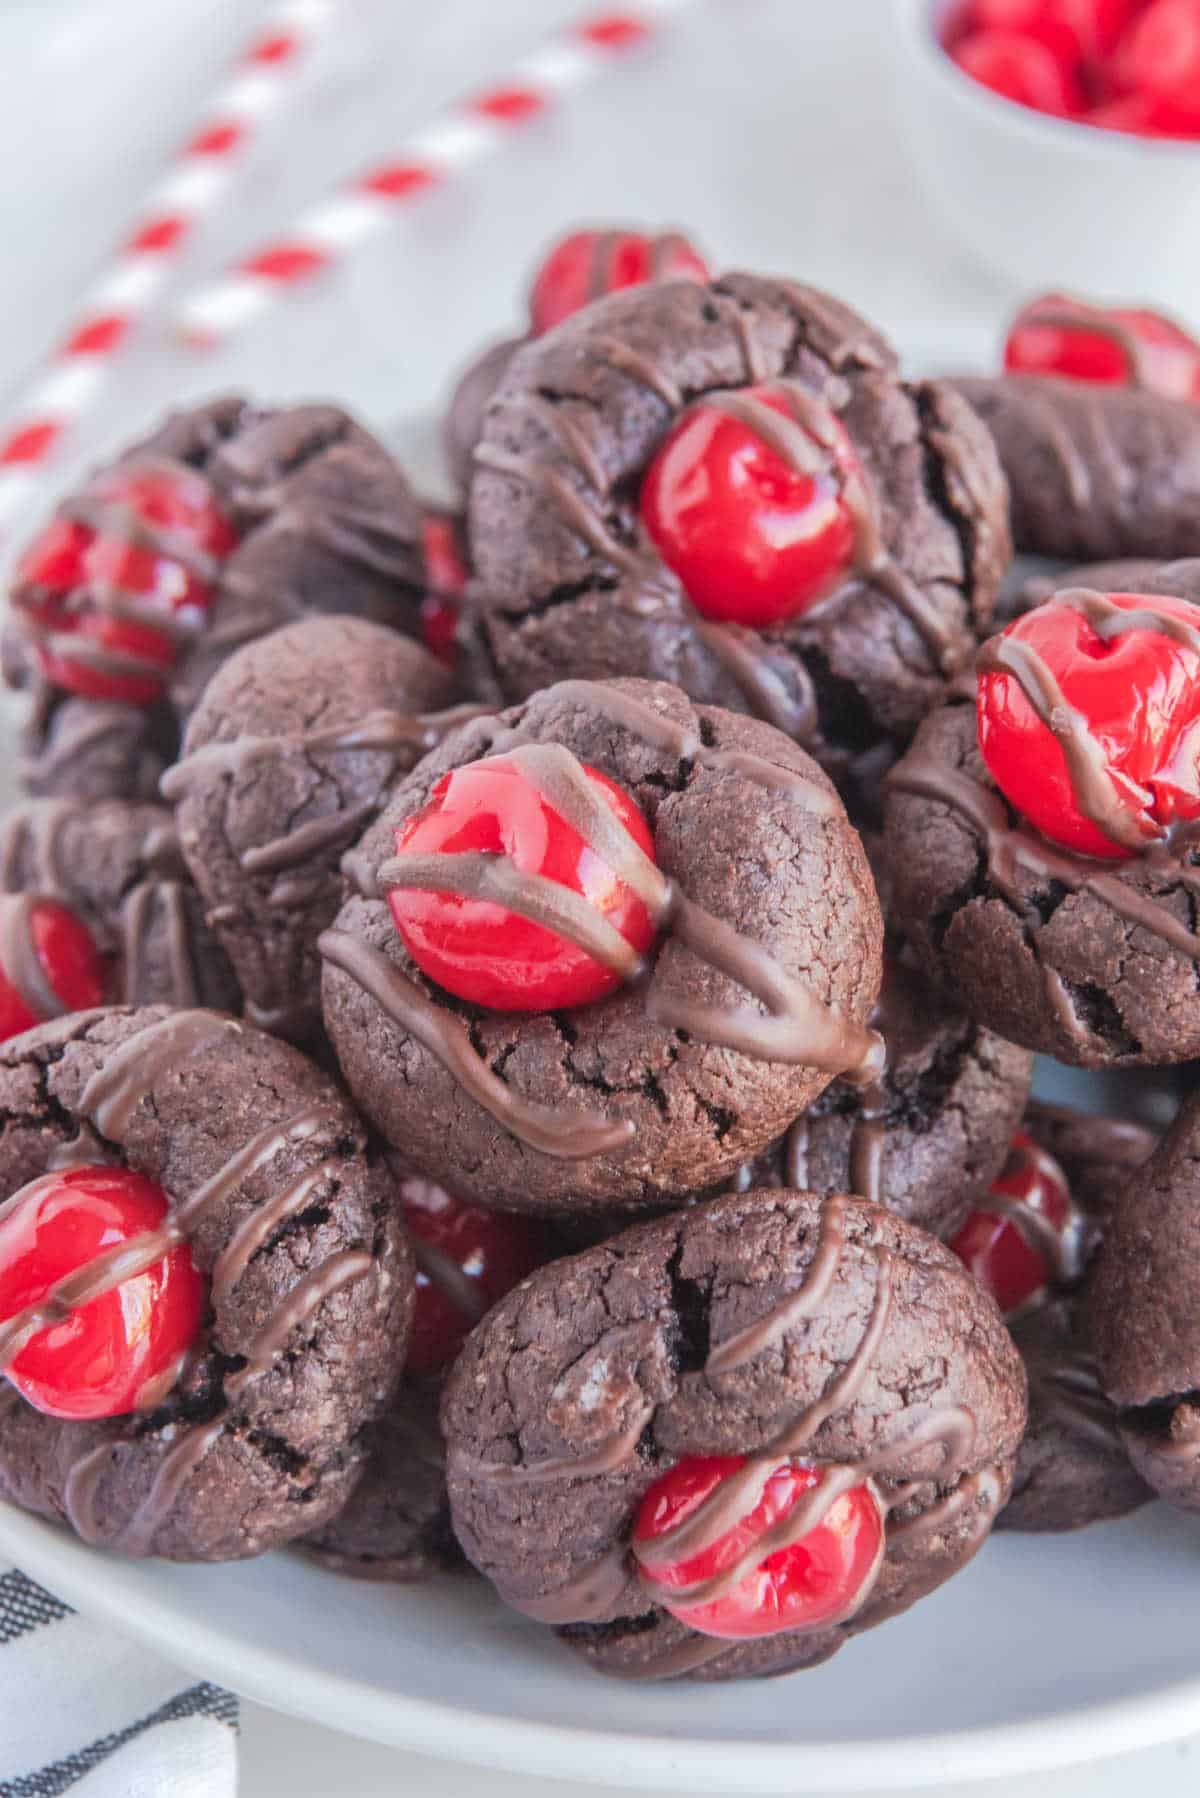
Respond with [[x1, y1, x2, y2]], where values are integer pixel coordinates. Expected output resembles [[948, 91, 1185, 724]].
[[0, 1568, 236, 1797]]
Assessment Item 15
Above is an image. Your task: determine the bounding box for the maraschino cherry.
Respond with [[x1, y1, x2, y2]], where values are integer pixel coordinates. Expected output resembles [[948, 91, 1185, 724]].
[[947, 1131, 1078, 1315], [1109, 0, 1200, 116], [398, 1175, 554, 1375], [0, 1165, 204, 1421], [977, 591, 1200, 859], [634, 1455, 884, 1640], [969, 0, 1137, 61], [14, 464, 237, 705], [1005, 293, 1200, 401], [528, 228, 709, 336], [419, 512, 467, 669], [0, 898, 108, 1045], [949, 27, 1087, 114], [388, 753, 659, 1012], [640, 385, 863, 629]]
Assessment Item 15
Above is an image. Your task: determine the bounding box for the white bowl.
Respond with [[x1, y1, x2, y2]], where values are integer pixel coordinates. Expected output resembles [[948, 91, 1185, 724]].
[[891, 0, 1200, 314]]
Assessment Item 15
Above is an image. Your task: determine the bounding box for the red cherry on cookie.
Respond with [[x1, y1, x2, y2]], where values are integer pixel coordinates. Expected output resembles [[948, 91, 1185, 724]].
[[0, 898, 108, 1045], [640, 385, 863, 629], [947, 1131, 1077, 1315], [0, 1165, 204, 1421], [388, 754, 659, 1012], [419, 513, 468, 669], [14, 464, 237, 705], [634, 1455, 884, 1641], [399, 1175, 554, 1375], [977, 591, 1200, 859], [529, 229, 709, 336], [950, 28, 1087, 114], [1004, 294, 1200, 401]]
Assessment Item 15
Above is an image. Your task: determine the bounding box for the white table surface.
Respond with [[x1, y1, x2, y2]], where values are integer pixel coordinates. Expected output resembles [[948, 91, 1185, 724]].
[[2, 0, 1198, 1791]]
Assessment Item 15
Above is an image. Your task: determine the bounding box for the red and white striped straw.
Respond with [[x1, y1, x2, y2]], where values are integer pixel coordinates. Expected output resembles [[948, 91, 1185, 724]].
[[0, 0, 336, 539], [175, 1, 699, 349]]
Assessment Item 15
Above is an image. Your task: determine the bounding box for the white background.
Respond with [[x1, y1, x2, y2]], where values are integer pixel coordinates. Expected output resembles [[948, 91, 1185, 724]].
[[1, 0, 1198, 1791]]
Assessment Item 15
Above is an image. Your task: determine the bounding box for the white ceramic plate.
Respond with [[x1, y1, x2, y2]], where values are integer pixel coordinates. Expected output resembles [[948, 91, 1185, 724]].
[[4, 1, 1199, 1783]]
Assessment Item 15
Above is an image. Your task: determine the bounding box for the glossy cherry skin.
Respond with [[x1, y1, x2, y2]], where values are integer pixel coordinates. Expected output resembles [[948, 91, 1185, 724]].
[[0, 1165, 205, 1421], [967, 0, 1137, 62], [0, 900, 108, 1045], [947, 1131, 1075, 1315], [389, 755, 659, 1012], [419, 513, 467, 668], [15, 466, 237, 704], [398, 1175, 554, 1375], [977, 592, 1200, 859], [640, 385, 862, 629], [634, 1455, 885, 1641], [949, 27, 1087, 113], [528, 229, 709, 336], [1110, 0, 1200, 109], [1004, 293, 1200, 401]]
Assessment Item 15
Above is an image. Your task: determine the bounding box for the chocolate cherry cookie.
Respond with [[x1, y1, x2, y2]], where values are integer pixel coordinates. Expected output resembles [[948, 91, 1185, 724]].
[[302, 1174, 557, 1580], [443, 225, 710, 495], [0, 799, 238, 1020], [1019, 555, 1200, 615], [321, 677, 884, 1214], [884, 587, 1200, 1065], [1084, 1087, 1200, 1513], [947, 1105, 1155, 1532], [467, 274, 1010, 807], [947, 374, 1200, 562], [0, 1006, 413, 1559], [7, 394, 428, 741], [163, 617, 464, 1041], [731, 959, 1032, 1232], [442, 1189, 1025, 1682], [19, 690, 178, 807]]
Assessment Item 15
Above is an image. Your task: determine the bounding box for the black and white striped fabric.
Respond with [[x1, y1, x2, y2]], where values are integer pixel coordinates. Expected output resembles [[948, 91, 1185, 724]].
[[0, 1568, 236, 1797]]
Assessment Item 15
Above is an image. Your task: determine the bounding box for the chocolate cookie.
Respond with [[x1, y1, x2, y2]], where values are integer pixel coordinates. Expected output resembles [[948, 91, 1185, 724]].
[[443, 335, 525, 497], [1084, 1088, 1200, 1512], [172, 401, 428, 712], [21, 690, 177, 806], [321, 677, 884, 1214], [300, 1377, 459, 1580], [163, 617, 461, 1041], [1019, 555, 1200, 614], [0, 799, 239, 1014], [0, 1007, 414, 1559], [883, 695, 1200, 1066], [946, 1105, 1156, 1533], [467, 275, 1010, 810], [442, 1189, 1025, 1681], [731, 959, 1032, 1232], [947, 375, 1200, 562]]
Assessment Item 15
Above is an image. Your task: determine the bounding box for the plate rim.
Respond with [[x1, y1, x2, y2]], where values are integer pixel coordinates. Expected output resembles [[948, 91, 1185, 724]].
[[4, 1502, 1200, 1792]]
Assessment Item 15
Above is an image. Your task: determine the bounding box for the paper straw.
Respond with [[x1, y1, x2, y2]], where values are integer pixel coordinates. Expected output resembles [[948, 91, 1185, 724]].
[[0, 0, 336, 539], [174, 2, 699, 349]]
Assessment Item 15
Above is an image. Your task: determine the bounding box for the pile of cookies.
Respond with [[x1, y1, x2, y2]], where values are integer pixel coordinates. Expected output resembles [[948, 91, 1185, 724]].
[[1, 227, 1199, 1683]]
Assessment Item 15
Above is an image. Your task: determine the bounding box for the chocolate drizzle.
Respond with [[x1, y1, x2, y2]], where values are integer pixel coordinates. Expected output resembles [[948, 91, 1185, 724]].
[[327, 709, 880, 1161], [470, 1199, 998, 1673], [17, 456, 232, 685], [889, 602, 1200, 1029], [39, 1011, 379, 1554], [479, 307, 967, 747]]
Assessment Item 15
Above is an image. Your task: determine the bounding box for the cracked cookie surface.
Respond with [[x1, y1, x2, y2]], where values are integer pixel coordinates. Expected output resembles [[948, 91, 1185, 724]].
[[167, 616, 456, 1043], [882, 700, 1200, 1066], [466, 274, 1010, 811], [441, 1188, 1025, 1681], [321, 677, 883, 1214], [0, 1006, 413, 1560]]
